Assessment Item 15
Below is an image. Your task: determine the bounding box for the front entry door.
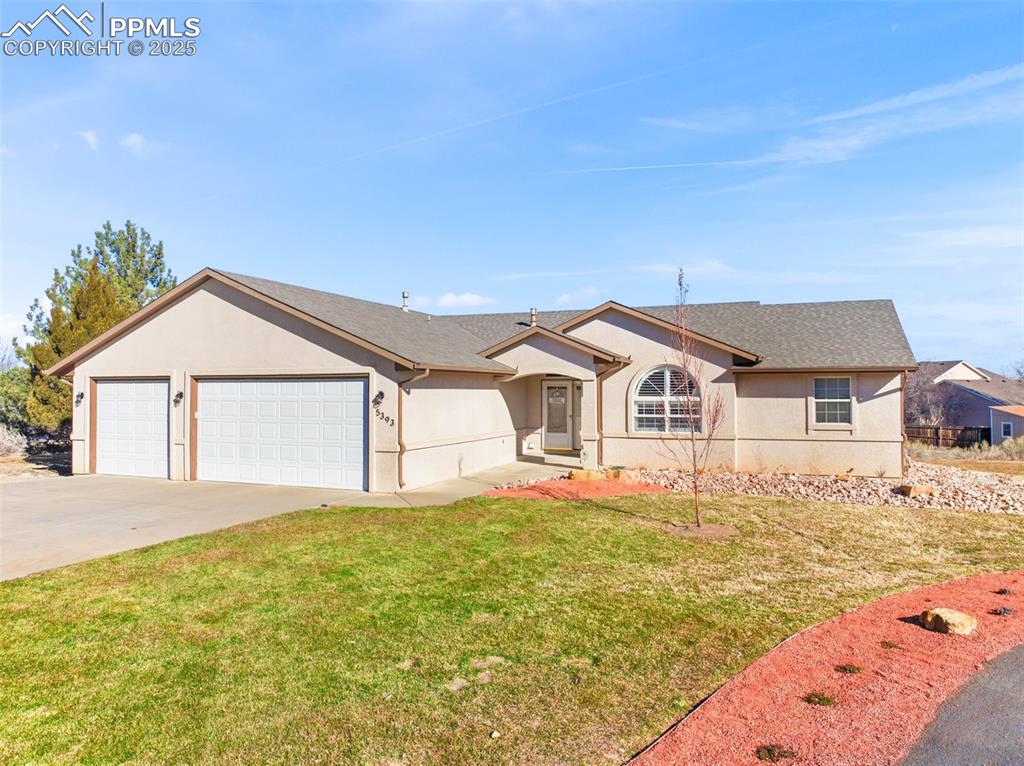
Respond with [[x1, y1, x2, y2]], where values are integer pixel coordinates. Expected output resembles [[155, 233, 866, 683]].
[[543, 381, 573, 451]]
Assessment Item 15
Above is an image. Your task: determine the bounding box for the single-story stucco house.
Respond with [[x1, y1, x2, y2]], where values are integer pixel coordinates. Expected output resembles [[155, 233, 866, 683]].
[[46, 268, 917, 492]]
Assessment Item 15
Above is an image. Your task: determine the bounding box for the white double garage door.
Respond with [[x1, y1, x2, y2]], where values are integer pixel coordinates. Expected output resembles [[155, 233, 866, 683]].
[[95, 378, 367, 490]]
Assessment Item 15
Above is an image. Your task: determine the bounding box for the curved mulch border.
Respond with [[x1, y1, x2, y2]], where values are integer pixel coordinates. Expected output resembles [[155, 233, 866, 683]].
[[631, 571, 1024, 766], [483, 478, 669, 500]]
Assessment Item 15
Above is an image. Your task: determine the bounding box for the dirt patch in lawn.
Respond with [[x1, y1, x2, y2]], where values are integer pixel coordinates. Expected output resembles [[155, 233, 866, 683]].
[[632, 570, 1024, 766], [483, 478, 669, 500], [0, 453, 70, 482]]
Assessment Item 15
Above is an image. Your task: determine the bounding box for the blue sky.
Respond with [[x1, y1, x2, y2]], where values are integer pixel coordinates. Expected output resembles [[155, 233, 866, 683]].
[[2, 1, 1022, 370]]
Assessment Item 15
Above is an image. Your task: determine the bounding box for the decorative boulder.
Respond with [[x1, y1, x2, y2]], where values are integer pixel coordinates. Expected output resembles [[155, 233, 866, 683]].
[[618, 469, 647, 483], [920, 608, 977, 636], [569, 469, 605, 481], [898, 484, 937, 499]]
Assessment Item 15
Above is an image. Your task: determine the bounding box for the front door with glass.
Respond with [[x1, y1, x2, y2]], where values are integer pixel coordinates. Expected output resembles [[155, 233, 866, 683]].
[[543, 381, 573, 451]]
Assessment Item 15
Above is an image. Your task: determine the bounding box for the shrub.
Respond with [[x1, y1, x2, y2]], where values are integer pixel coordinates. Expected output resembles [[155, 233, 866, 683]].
[[0, 423, 27, 457], [996, 587, 1016, 596], [756, 744, 796, 762], [803, 692, 834, 706], [1001, 436, 1024, 461], [835, 663, 862, 674], [880, 640, 900, 649], [991, 607, 1014, 617]]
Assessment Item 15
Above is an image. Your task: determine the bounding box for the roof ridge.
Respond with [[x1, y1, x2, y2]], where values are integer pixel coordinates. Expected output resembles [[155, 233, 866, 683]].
[[215, 269, 430, 319]]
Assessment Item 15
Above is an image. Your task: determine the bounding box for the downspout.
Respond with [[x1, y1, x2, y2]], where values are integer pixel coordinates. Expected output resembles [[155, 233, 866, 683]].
[[596, 359, 628, 467], [397, 367, 431, 489], [900, 369, 908, 476]]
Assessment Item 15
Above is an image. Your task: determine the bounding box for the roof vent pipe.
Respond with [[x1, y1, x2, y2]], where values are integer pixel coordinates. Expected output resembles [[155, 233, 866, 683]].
[[401, 290, 410, 312], [530, 308, 537, 327]]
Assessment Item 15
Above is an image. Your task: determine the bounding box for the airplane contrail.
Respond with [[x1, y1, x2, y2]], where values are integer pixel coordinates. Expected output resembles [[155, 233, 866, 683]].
[[178, 5, 885, 208]]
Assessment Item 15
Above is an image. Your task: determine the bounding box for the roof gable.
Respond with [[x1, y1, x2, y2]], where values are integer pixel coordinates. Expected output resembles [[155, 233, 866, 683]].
[[45, 269, 513, 376]]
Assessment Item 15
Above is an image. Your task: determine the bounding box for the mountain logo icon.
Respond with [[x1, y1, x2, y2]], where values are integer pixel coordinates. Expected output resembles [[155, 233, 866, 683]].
[[2, 4, 94, 38]]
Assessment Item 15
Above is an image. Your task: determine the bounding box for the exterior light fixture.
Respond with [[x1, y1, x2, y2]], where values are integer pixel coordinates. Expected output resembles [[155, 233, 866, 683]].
[[372, 391, 384, 407], [74, 391, 85, 405], [173, 391, 184, 405]]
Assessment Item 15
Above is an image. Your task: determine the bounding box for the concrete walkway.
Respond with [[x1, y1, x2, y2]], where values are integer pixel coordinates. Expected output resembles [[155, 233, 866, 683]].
[[0, 461, 563, 580], [899, 643, 1024, 766]]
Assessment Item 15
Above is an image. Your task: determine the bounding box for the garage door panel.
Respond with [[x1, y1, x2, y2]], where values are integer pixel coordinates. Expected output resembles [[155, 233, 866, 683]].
[[95, 380, 169, 479], [197, 377, 366, 490]]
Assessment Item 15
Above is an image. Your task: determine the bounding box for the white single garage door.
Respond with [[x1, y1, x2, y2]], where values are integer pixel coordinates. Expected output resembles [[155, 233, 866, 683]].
[[197, 378, 367, 490], [95, 380, 170, 478]]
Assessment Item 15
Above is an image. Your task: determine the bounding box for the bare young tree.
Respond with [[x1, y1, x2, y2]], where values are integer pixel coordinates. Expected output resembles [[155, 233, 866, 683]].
[[659, 269, 726, 527], [904, 366, 962, 426]]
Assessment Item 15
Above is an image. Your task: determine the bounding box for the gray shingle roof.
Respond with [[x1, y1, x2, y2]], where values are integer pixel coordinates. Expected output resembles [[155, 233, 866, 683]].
[[215, 271, 512, 372], [216, 271, 916, 372], [441, 299, 916, 370], [950, 368, 1024, 406]]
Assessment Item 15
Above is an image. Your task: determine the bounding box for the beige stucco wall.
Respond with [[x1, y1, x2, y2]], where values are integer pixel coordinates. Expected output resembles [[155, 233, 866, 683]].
[[734, 371, 903, 477], [565, 310, 737, 470], [562, 308, 904, 477], [489, 335, 599, 466], [399, 370, 516, 489], [70, 280, 403, 491]]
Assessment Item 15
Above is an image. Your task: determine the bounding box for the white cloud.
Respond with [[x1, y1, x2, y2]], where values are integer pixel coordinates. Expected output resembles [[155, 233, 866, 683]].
[[554, 285, 598, 306], [120, 132, 146, 154], [556, 64, 1024, 175], [437, 291, 496, 308], [76, 130, 99, 151], [810, 62, 1024, 124], [764, 90, 1023, 165]]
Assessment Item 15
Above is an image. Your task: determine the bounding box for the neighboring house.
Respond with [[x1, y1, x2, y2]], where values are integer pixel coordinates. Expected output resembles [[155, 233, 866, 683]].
[[912, 360, 1024, 427], [991, 405, 1024, 446], [45, 268, 917, 492]]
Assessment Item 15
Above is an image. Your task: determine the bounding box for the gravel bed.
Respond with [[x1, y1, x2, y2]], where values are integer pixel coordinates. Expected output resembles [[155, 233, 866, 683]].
[[491, 463, 1023, 514], [638, 461, 1023, 514]]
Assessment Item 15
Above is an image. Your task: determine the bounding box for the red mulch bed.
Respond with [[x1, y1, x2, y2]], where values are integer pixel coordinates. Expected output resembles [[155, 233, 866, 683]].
[[632, 571, 1024, 766], [483, 478, 669, 500]]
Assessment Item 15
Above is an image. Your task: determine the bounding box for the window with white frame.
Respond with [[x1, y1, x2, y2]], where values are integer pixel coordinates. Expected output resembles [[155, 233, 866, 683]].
[[813, 377, 852, 424], [633, 366, 701, 433], [1003, 421, 1014, 439]]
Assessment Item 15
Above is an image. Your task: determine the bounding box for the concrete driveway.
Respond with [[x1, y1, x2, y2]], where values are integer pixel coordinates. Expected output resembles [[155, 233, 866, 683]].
[[0, 462, 562, 580]]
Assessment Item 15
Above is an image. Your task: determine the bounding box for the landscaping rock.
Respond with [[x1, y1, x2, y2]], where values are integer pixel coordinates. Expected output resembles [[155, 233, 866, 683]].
[[919, 608, 978, 636], [618, 469, 647, 483], [898, 484, 937, 498], [569, 469, 605, 481], [632, 463, 1022, 514]]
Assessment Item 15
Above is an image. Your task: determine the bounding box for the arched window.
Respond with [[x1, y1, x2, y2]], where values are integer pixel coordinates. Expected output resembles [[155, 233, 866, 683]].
[[633, 366, 701, 433]]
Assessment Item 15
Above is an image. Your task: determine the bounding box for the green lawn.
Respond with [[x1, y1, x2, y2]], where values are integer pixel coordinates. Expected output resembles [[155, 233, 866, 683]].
[[2, 494, 1022, 765]]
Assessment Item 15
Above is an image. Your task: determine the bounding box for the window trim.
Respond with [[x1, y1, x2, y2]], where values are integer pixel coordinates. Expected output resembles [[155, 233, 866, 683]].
[[631, 365, 702, 434], [809, 375, 855, 432], [1002, 421, 1014, 439]]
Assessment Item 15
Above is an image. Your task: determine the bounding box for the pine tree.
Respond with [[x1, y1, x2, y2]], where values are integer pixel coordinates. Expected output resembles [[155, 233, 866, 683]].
[[17, 220, 175, 365], [15, 219, 175, 432]]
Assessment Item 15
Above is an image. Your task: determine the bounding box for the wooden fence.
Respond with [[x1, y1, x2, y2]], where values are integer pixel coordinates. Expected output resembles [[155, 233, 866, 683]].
[[906, 425, 991, 448]]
